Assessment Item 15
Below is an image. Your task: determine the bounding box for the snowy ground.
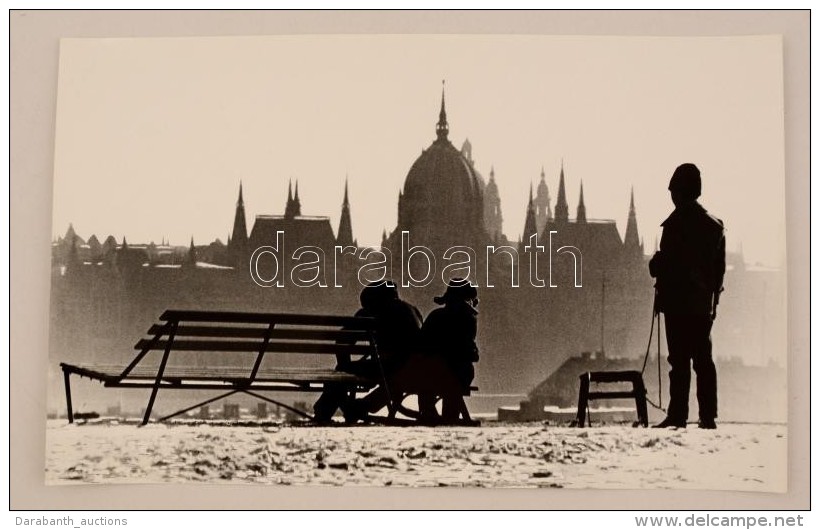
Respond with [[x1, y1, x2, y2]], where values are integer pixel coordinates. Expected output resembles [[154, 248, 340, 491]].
[[45, 420, 786, 491]]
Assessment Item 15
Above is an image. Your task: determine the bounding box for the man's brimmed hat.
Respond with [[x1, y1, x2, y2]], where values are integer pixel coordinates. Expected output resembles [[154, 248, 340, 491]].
[[434, 278, 478, 305]]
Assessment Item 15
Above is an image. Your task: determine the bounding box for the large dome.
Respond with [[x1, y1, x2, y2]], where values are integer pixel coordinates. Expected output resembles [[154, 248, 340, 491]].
[[403, 137, 483, 200], [394, 90, 487, 249]]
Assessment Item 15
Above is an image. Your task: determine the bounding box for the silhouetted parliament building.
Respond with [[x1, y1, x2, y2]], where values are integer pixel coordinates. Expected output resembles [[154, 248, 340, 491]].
[[50, 90, 784, 413]]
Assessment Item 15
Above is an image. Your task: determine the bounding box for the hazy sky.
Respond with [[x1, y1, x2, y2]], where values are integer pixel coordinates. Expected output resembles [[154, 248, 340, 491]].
[[53, 35, 785, 266]]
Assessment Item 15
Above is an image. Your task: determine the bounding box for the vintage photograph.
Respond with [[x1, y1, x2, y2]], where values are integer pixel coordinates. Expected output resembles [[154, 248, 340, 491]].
[[45, 33, 787, 490]]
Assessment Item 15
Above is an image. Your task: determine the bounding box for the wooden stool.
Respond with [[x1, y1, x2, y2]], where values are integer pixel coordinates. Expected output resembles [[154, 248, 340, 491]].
[[575, 370, 648, 427]]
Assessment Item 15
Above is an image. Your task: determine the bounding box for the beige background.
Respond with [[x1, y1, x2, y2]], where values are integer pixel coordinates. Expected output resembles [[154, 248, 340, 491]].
[[51, 34, 785, 269], [10, 10, 809, 509]]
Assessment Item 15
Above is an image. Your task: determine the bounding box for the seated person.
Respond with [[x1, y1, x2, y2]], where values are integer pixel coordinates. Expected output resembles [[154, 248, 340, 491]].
[[417, 278, 480, 422], [312, 280, 422, 422]]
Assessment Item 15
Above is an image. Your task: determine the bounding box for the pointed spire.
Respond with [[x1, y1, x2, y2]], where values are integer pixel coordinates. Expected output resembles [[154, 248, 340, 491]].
[[121, 236, 128, 250], [436, 80, 449, 141], [576, 181, 587, 223], [294, 180, 301, 216], [521, 182, 538, 251], [624, 186, 641, 252], [285, 179, 301, 219], [343, 177, 350, 206], [337, 179, 354, 247], [535, 166, 551, 232], [230, 181, 248, 256], [554, 161, 569, 223], [440, 80, 446, 119], [483, 165, 503, 241]]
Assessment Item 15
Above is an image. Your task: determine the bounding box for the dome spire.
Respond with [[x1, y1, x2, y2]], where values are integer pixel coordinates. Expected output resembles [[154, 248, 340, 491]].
[[436, 80, 449, 141]]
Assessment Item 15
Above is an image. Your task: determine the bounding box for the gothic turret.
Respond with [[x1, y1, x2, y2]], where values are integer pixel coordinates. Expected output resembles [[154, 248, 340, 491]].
[[461, 138, 473, 164], [576, 181, 587, 223], [337, 178, 355, 247], [483, 166, 503, 242], [554, 161, 569, 223], [521, 183, 538, 251], [285, 180, 302, 219], [535, 166, 552, 233], [624, 187, 642, 260], [229, 182, 248, 261]]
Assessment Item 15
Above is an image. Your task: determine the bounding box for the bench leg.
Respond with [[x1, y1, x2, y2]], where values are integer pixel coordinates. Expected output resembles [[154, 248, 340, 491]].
[[142, 322, 177, 426], [576, 373, 590, 427], [634, 380, 649, 427], [63, 368, 74, 424], [458, 397, 472, 422]]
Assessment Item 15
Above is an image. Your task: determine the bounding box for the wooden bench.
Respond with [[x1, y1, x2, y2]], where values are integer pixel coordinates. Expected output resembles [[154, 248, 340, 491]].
[[60, 309, 479, 426], [575, 370, 649, 427], [60, 309, 383, 425]]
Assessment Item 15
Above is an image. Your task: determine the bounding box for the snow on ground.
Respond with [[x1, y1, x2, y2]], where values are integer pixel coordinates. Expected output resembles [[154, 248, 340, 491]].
[[45, 421, 786, 490]]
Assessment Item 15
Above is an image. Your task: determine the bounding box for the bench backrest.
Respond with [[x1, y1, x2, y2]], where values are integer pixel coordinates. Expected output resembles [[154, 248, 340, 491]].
[[136, 310, 376, 355], [122, 309, 378, 380]]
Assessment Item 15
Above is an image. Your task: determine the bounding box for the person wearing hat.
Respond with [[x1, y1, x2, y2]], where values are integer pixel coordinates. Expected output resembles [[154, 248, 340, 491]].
[[419, 277, 480, 422], [312, 280, 423, 423], [649, 163, 726, 429]]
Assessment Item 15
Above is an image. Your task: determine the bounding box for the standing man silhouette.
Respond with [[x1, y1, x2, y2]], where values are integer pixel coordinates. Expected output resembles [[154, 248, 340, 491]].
[[649, 163, 726, 429]]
